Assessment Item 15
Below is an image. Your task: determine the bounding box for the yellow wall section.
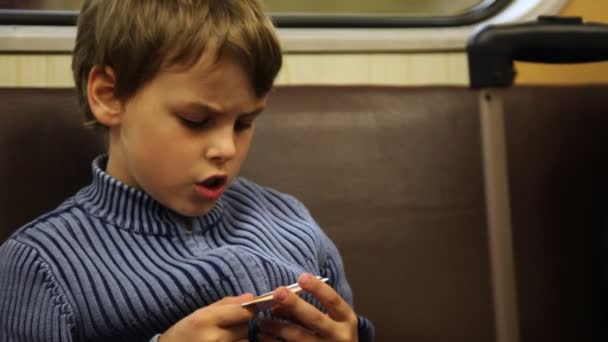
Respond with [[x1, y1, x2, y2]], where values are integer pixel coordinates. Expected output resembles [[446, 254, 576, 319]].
[[0, 55, 73, 87], [516, 0, 608, 85], [278, 53, 467, 86], [0, 52, 469, 88]]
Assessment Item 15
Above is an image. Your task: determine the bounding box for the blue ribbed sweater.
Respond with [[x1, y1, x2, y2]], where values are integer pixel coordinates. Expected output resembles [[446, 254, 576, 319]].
[[0, 156, 373, 341]]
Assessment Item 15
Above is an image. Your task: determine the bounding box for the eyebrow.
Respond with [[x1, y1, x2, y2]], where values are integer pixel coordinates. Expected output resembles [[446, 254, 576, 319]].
[[239, 108, 265, 118], [178, 101, 265, 117]]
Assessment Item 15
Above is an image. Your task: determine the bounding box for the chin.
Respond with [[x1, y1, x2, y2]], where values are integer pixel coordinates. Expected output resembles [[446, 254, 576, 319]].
[[176, 203, 215, 217]]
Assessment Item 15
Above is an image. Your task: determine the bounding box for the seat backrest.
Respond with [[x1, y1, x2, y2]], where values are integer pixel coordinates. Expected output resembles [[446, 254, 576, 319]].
[[0, 89, 105, 241], [1, 86, 607, 341], [246, 86, 492, 341]]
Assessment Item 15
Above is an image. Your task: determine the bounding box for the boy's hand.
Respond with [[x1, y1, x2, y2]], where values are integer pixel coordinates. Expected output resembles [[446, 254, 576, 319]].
[[159, 293, 255, 342], [258, 273, 358, 342]]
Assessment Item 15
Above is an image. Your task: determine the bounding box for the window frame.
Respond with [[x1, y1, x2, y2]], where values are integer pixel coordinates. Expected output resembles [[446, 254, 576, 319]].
[[0, 10, 76, 26], [273, 0, 513, 28], [1, 0, 510, 27], [0, 0, 568, 53]]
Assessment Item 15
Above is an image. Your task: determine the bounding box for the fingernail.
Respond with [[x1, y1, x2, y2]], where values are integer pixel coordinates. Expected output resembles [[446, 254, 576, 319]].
[[274, 287, 287, 302], [299, 273, 312, 286]]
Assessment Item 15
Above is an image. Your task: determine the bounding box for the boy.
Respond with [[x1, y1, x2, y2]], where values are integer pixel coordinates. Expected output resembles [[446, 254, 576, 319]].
[[0, 0, 374, 341]]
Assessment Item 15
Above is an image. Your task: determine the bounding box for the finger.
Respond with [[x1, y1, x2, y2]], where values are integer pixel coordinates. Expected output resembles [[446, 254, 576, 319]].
[[271, 286, 332, 333], [193, 303, 255, 327], [259, 318, 317, 342], [256, 333, 281, 342], [213, 293, 255, 305], [269, 310, 309, 333], [218, 293, 259, 315], [270, 304, 306, 326], [297, 273, 353, 322], [226, 324, 250, 341]]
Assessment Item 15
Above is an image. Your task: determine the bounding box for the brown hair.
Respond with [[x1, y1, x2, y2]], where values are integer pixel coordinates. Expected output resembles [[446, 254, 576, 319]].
[[72, 0, 283, 128]]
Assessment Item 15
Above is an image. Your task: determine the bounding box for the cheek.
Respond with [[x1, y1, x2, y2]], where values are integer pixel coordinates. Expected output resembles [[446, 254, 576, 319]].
[[122, 118, 167, 158], [235, 131, 254, 158], [121, 114, 190, 175]]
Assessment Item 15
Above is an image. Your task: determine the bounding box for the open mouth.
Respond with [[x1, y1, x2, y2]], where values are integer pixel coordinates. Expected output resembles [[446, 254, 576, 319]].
[[195, 175, 228, 201], [199, 175, 227, 189]]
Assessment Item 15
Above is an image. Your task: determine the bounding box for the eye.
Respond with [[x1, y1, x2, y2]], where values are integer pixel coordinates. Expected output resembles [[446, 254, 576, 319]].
[[179, 117, 210, 129], [235, 120, 254, 132]]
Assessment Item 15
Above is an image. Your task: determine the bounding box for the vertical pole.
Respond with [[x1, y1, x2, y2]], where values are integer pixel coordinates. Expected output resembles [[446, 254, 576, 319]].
[[479, 90, 520, 342]]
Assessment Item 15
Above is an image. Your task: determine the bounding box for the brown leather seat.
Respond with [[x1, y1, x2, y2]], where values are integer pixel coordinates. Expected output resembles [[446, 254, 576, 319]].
[[1, 86, 607, 341], [0, 89, 105, 239]]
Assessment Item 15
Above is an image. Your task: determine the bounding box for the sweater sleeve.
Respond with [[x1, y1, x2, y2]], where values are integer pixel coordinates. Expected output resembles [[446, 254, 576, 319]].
[[0, 239, 76, 342]]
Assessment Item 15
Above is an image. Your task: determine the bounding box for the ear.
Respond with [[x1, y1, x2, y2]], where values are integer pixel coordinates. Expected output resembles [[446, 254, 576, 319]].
[[87, 66, 124, 127]]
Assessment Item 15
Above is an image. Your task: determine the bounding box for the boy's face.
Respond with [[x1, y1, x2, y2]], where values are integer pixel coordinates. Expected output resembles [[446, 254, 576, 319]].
[[100, 52, 267, 217]]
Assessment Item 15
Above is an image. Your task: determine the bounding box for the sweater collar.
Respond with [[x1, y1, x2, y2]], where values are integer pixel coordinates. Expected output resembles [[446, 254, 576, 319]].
[[75, 155, 224, 235]]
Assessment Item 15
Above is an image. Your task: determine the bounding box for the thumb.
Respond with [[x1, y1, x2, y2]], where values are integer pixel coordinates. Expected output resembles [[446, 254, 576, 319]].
[[215, 293, 255, 306]]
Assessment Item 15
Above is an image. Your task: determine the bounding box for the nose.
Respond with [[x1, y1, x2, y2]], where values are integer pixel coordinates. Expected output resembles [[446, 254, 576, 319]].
[[205, 125, 237, 164]]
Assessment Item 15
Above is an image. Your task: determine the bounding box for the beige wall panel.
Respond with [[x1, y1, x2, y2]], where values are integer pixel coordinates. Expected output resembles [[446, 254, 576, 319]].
[[46, 55, 74, 86], [1, 53, 469, 88], [447, 53, 469, 85], [0, 55, 73, 87], [277, 52, 467, 86], [368, 54, 410, 85], [280, 54, 373, 85], [0, 56, 16, 86]]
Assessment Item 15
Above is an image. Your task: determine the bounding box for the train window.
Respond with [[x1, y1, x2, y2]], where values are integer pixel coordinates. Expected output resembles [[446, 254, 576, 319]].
[[0, 0, 495, 13], [0, 0, 566, 53], [0, 0, 511, 27], [0, 0, 81, 11], [268, 0, 512, 27], [268, 0, 493, 16]]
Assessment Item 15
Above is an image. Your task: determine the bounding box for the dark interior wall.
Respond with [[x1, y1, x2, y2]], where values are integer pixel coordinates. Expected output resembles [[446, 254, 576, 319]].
[[503, 87, 608, 342]]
